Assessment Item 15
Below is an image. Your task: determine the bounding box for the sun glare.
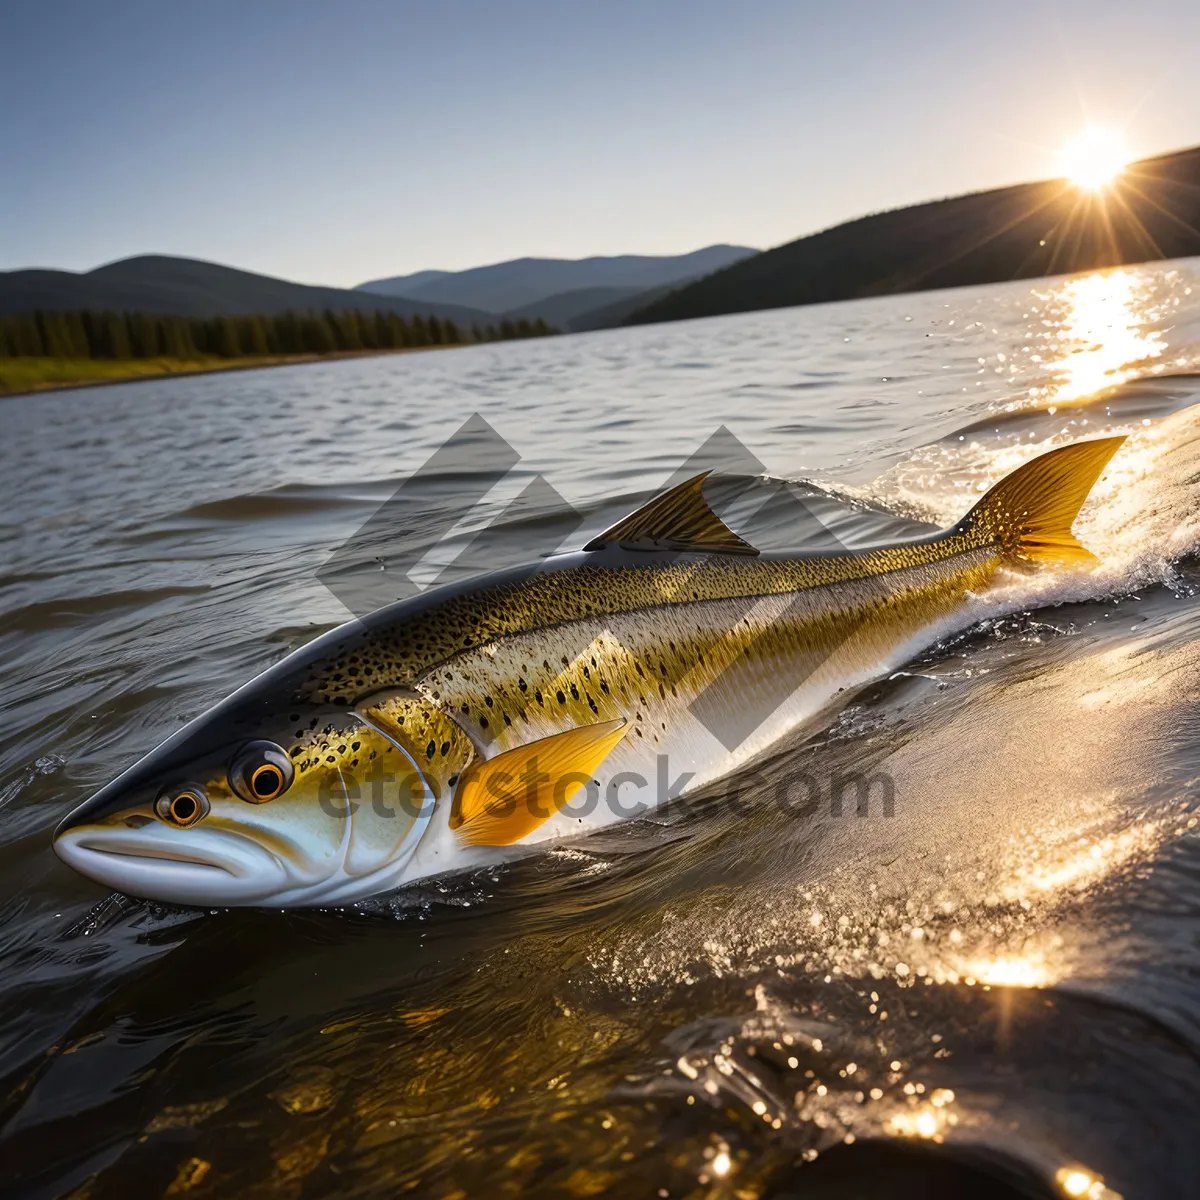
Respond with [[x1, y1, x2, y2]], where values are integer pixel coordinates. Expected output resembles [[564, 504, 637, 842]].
[[1060, 127, 1130, 190]]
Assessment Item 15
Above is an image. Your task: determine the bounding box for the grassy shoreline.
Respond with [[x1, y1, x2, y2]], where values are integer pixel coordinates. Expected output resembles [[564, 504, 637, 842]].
[[0, 345, 464, 398]]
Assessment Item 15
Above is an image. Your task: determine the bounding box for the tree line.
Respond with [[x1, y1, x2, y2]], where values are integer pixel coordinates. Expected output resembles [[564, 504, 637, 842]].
[[0, 308, 555, 359]]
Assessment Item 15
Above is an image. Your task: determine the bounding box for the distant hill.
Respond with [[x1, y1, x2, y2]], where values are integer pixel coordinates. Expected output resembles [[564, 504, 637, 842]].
[[625, 145, 1200, 326], [503, 285, 649, 330], [357, 268, 451, 295], [569, 283, 682, 332], [355, 245, 758, 315], [0, 255, 495, 324]]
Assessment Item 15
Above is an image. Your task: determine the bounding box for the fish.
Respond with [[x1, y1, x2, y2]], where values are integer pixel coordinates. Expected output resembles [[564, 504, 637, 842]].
[[53, 435, 1125, 907]]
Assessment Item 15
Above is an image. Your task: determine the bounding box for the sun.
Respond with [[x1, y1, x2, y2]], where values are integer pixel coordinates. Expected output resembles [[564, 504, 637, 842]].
[[1060, 127, 1130, 190]]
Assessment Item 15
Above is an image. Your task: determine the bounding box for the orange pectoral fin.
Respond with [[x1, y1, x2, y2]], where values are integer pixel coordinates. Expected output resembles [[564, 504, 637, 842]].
[[450, 719, 628, 847]]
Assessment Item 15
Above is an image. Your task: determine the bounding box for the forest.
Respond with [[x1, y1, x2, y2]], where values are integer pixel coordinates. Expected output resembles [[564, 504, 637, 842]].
[[0, 307, 554, 360]]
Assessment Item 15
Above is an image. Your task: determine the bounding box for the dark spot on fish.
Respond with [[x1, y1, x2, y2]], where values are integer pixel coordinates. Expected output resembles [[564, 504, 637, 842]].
[[351, 741, 360, 752], [426, 741, 436, 759], [485, 696, 493, 707], [479, 717, 489, 729], [440, 742, 450, 756], [556, 690, 566, 705]]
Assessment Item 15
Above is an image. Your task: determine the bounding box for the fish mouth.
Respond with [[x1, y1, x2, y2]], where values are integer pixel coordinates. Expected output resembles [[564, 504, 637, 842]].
[[69, 840, 236, 872], [54, 826, 289, 907]]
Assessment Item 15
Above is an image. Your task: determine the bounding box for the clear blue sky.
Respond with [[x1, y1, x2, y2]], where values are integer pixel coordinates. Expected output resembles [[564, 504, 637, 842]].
[[3, 0, 1198, 286]]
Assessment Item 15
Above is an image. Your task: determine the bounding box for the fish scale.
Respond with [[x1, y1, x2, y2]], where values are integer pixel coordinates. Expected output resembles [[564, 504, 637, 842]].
[[301, 537, 991, 706], [410, 546, 998, 824]]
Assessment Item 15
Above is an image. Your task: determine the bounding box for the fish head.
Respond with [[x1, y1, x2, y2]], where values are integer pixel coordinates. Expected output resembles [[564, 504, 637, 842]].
[[53, 683, 441, 907]]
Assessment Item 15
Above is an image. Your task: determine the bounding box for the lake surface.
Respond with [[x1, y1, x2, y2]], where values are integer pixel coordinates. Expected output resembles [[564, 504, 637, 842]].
[[2, 262, 1200, 1199]]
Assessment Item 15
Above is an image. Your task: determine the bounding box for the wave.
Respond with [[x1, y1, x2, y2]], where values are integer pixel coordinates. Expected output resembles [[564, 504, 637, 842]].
[[0, 585, 211, 636]]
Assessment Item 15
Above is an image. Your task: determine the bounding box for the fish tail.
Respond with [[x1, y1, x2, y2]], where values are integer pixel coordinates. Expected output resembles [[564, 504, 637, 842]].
[[957, 435, 1126, 568]]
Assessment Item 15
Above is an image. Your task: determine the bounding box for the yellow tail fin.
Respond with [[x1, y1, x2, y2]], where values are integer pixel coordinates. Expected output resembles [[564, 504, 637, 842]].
[[958, 435, 1125, 567]]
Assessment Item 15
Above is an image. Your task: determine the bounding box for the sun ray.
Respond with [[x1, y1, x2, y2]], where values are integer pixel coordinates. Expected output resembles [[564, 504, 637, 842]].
[[1118, 178, 1200, 247], [890, 186, 1070, 291], [1103, 185, 1167, 261]]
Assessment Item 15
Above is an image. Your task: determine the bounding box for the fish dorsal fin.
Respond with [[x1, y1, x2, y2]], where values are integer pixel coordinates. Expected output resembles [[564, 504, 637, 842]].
[[450, 719, 627, 847], [583, 472, 758, 556]]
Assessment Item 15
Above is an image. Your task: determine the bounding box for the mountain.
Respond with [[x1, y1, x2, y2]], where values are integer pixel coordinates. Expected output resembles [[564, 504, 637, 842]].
[[355, 245, 758, 315], [568, 283, 683, 332], [503, 285, 650, 330], [625, 145, 1200, 326], [0, 255, 495, 324], [356, 268, 451, 295]]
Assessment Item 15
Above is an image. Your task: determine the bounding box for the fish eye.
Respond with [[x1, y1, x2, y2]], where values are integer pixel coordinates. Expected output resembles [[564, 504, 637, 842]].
[[155, 788, 209, 828], [229, 741, 294, 804]]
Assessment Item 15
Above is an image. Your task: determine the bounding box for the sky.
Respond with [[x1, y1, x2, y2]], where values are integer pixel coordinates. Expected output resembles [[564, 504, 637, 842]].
[[3, 0, 1199, 287]]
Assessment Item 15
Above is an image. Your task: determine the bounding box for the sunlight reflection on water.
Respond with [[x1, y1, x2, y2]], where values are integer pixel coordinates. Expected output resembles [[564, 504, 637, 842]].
[[1037, 270, 1166, 405]]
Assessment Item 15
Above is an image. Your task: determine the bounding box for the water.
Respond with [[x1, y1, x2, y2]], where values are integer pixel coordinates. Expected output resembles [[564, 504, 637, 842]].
[[2, 262, 1200, 1199]]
